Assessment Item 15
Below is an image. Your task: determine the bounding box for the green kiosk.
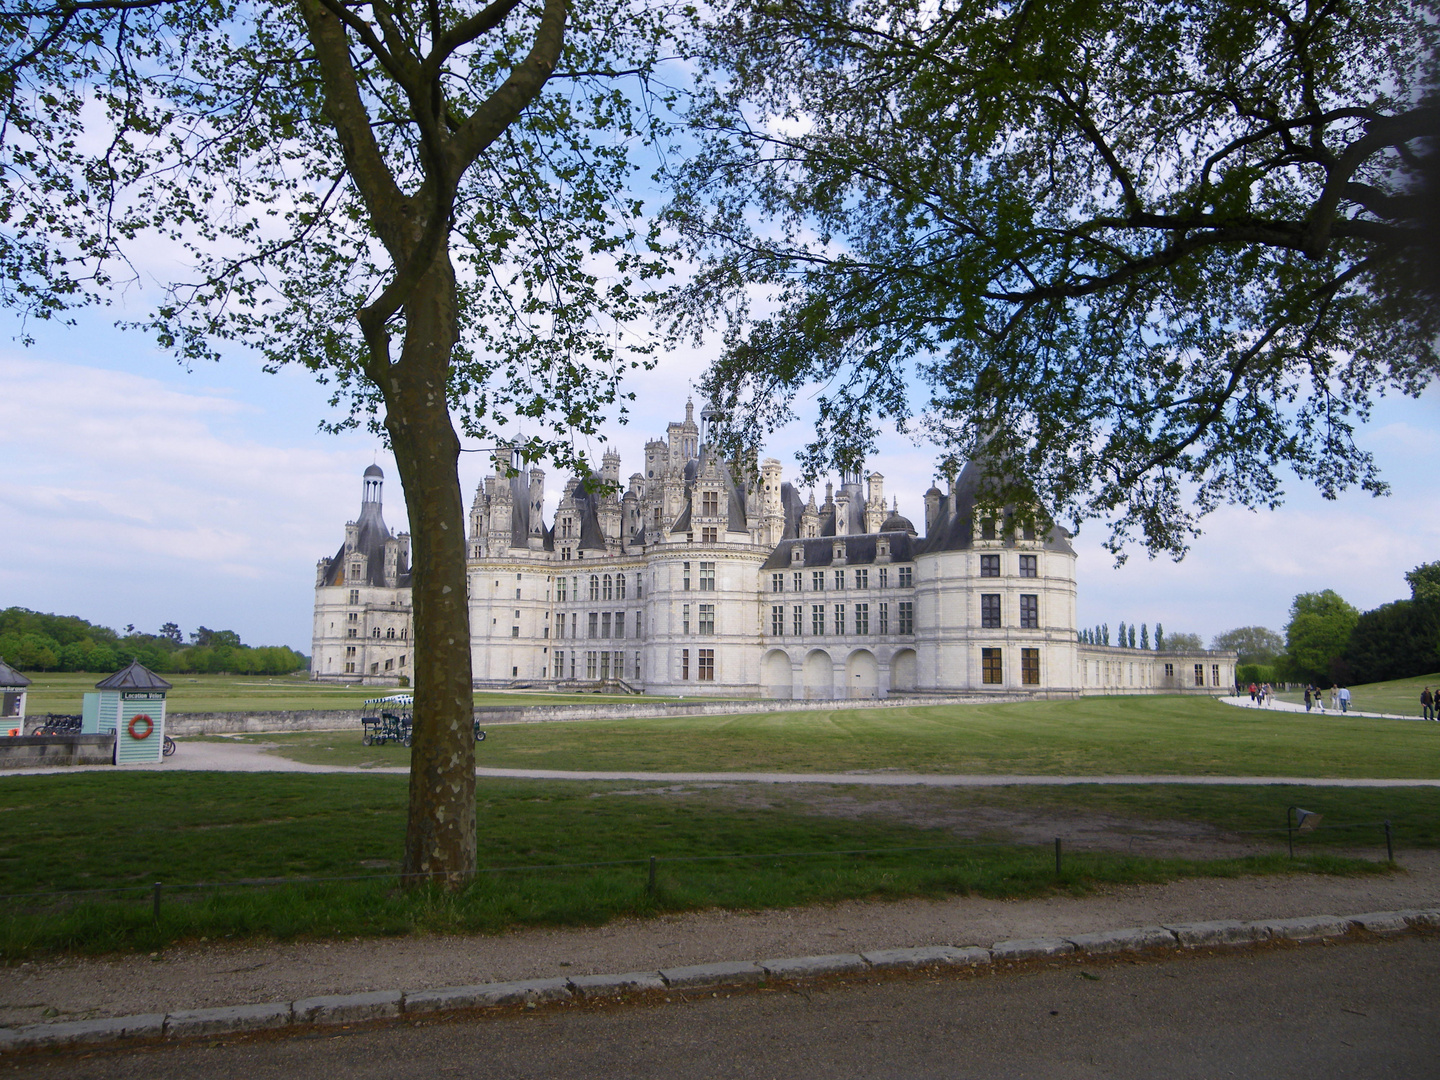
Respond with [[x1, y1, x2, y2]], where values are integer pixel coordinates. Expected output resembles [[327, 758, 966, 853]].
[[83, 661, 172, 765]]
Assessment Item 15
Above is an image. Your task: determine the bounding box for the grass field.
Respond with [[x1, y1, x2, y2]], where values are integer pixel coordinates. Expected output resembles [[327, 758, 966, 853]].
[[240, 694, 1440, 778], [0, 771, 1416, 957], [20, 672, 693, 715], [1271, 672, 1440, 716]]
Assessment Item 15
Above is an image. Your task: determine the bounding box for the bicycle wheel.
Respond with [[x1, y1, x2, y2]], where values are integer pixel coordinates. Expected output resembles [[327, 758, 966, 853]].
[[162, 735, 177, 757], [475, 729, 486, 742]]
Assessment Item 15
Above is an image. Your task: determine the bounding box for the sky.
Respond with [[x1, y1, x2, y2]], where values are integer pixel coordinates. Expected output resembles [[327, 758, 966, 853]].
[[2, 299, 1436, 656]]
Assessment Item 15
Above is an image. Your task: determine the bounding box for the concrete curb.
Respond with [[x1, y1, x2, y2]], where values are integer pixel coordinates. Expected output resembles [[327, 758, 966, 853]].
[[3, 905, 1436, 1053]]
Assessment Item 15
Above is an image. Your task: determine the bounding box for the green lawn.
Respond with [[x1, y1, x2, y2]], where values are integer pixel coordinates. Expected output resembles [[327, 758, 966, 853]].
[[244, 694, 1440, 778], [0, 772, 1412, 957], [21, 672, 692, 715], [1272, 671, 1440, 717]]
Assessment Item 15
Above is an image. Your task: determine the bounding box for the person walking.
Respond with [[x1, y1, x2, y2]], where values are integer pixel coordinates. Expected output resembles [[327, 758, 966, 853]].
[[1249, 681, 1258, 705], [1304, 685, 1313, 712], [1424, 687, 1435, 722], [1338, 686, 1351, 714]]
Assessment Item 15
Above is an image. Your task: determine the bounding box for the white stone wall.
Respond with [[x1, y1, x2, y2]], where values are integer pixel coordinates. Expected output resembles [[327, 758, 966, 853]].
[[311, 582, 413, 684]]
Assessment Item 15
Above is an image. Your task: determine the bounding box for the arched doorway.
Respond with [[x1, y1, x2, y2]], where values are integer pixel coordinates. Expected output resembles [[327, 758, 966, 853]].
[[891, 648, 917, 691], [762, 649, 794, 699], [846, 649, 879, 698], [803, 649, 834, 699]]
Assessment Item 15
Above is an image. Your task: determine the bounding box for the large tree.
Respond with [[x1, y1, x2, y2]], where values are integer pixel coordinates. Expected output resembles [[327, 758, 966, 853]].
[[669, 0, 1439, 557], [1210, 626, 1285, 666], [0, 0, 674, 882], [1282, 589, 1359, 682]]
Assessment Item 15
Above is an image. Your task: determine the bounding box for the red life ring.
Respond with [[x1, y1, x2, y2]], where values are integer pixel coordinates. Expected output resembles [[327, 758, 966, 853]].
[[128, 714, 154, 740]]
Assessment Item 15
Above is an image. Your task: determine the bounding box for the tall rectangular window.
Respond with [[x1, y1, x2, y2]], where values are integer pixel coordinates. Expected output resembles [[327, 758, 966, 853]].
[[981, 594, 1001, 628], [878, 602, 889, 634], [1019, 555, 1038, 578], [588, 612, 598, 638], [590, 574, 601, 600], [898, 601, 914, 635], [586, 651, 598, 679], [699, 562, 715, 590], [557, 578, 567, 602], [771, 604, 785, 635], [683, 562, 691, 590], [833, 569, 845, 590], [1020, 594, 1039, 629], [980, 555, 1000, 578], [601, 612, 612, 638], [833, 603, 846, 635], [617, 574, 626, 600], [982, 648, 1003, 684], [812, 604, 825, 635], [980, 518, 997, 540], [1194, 664, 1205, 686], [855, 568, 869, 589], [898, 565, 913, 587], [1021, 648, 1040, 685], [793, 605, 804, 636], [553, 650, 564, 677], [855, 603, 869, 635], [812, 570, 825, 591], [701, 490, 719, 516], [348, 589, 359, 604], [603, 574, 613, 601], [1212, 664, 1221, 687], [599, 651, 610, 680], [793, 571, 803, 593], [1165, 663, 1175, 678], [615, 612, 626, 638], [879, 567, 889, 588], [683, 603, 691, 635], [698, 603, 715, 634], [772, 573, 784, 593], [682, 649, 690, 680], [698, 649, 715, 681]]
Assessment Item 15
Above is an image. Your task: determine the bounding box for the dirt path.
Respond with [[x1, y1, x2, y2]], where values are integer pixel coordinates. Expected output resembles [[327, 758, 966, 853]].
[[3, 854, 1436, 1028]]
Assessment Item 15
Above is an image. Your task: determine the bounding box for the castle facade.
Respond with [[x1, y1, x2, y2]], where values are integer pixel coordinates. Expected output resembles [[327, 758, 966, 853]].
[[313, 404, 1233, 697]]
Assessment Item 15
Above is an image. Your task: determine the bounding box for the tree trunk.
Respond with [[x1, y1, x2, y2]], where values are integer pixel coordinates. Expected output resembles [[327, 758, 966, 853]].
[[385, 260, 476, 888]]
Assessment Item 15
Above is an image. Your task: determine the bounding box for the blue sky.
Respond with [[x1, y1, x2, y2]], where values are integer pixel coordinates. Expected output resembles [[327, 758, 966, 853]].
[[1, 303, 1436, 654]]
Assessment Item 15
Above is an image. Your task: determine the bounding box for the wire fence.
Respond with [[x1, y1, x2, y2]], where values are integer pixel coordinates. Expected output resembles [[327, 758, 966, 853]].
[[0, 817, 1402, 922]]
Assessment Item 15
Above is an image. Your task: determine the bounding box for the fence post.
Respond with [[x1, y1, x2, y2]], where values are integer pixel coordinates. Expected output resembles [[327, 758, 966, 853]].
[[647, 856, 657, 896], [1384, 821, 1394, 864], [1054, 837, 1062, 877], [152, 882, 162, 924]]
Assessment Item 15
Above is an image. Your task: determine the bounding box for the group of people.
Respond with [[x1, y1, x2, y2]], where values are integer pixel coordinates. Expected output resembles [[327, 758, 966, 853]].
[[1245, 682, 1277, 707], [1302, 684, 1351, 712]]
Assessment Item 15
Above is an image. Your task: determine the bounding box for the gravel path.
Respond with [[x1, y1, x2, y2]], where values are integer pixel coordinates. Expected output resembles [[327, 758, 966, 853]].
[[3, 854, 1436, 1028], [4, 738, 1438, 787]]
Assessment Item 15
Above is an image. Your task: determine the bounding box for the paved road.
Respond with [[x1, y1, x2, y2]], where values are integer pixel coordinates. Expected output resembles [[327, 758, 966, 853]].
[[11, 936, 1437, 1079]]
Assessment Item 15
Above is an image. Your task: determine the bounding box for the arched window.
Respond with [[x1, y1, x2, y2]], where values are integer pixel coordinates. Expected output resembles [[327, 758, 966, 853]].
[[616, 573, 626, 599], [603, 574, 613, 600], [371, 627, 381, 638], [589, 574, 600, 601], [386, 627, 396, 639]]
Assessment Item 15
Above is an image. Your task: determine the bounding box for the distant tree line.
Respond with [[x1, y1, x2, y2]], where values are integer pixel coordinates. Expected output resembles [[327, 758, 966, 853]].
[[1217, 563, 1440, 687], [0, 608, 308, 675], [1076, 622, 1204, 652]]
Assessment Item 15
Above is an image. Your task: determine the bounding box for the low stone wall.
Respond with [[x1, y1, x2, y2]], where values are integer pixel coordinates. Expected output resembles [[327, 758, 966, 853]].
[[0, 734, 116, 769], [162, 693, 1024, 736]]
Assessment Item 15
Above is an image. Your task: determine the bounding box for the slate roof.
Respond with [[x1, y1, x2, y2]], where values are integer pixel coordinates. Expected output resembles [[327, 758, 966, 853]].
[[760, 531, 919, 570], [94, 660, 173, 691], [914, 459, 1075, 556], [0, 658, 31, 688], [323, 488, 412, 588]]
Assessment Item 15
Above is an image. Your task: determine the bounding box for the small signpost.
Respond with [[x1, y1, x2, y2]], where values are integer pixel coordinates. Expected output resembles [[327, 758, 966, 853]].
[[83, 661, 172, 765]]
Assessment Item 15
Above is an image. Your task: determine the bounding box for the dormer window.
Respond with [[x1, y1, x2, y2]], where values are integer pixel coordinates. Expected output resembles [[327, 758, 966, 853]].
[[877, 540, 889, 558], [833, 541, 845, 562], [981, 517, 997, 540], [701, 490, 719, 517], [791, 545, 803, 564]]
